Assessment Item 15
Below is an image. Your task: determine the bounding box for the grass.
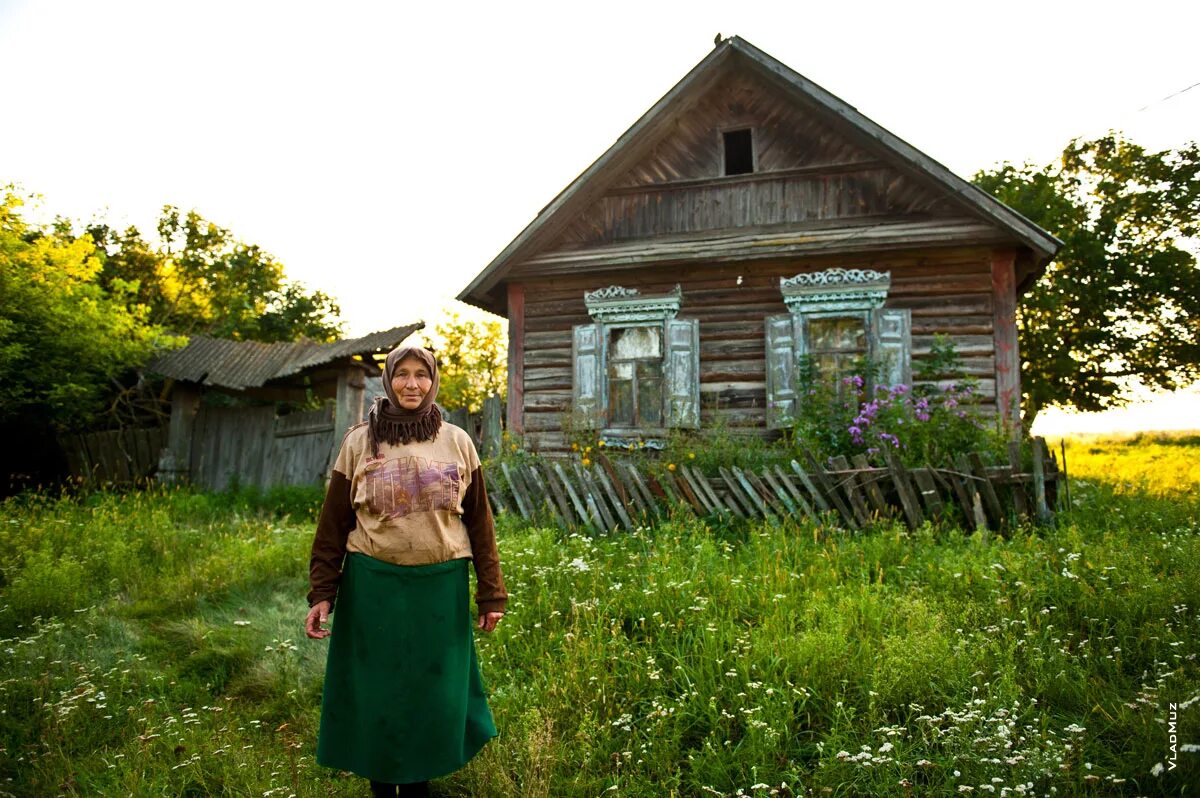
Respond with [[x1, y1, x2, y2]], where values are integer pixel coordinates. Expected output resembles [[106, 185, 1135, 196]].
[[0, 436, 1197, 796]]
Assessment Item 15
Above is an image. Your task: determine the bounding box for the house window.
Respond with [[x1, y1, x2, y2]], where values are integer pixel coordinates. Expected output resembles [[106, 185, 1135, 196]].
[[765, 268, 912, 429], [608, 326, 664, 428], [723, 128, 754, 175], [572, 285, 699, 439]]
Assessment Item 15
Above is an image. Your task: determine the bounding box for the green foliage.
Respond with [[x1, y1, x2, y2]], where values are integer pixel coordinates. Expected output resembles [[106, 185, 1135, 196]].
[[0, 190, 176, 432], [973, 135, 1200, 422], [1, 441, 1197, 795], [423, 311, 507, 412], [88, 206, 343, 343], [789, 337, 1009, 467]]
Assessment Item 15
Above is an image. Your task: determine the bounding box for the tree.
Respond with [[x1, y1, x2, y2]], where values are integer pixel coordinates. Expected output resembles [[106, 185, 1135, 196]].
[[87, 206, 343, 343], [0, 191, 174, 435], [974, 135, 1200, 424], [423, 312, 507, 412]]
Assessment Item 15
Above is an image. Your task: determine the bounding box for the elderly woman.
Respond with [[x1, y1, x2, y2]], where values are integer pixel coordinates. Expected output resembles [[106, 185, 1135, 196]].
[[305, 345, 507, 798]]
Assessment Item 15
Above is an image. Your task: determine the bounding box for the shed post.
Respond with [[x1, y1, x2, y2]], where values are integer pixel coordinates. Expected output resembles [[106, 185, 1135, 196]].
[[331, 365, 366, 469], [991, 249, 1021, 437], [506, 282, 525, 436], [158, 382, 201, 484]]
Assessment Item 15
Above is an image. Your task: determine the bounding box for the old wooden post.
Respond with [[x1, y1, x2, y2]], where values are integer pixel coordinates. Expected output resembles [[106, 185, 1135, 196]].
[[480, 395, 503, 459], [330, 365, 366, 471], [158, 382, 201, 484]]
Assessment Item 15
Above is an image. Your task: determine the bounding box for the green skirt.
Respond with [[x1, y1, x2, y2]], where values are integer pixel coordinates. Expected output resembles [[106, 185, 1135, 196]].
[[316, 553, 497, 783]]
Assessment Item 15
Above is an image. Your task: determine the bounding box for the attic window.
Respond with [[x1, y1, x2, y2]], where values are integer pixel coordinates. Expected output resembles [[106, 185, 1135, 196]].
[[723, 128, 754, 175]]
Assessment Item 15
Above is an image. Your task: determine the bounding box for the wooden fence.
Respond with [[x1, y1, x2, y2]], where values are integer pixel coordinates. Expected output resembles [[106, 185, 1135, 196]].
[[489, 437, 1063, 534], [60, 426, 167, 485]]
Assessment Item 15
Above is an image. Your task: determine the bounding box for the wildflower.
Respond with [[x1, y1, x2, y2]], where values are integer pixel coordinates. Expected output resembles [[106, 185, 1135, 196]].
[[582, 458, 592, 467], [568, 558, 590, 572], [668, 463, 676, 471], [598, 440, 606, 447], [571, 443, 579, 451], [688, 452, 696, 459]]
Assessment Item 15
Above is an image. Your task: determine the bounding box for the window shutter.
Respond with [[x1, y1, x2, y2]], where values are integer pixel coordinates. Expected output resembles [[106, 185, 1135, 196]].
[[664, 318, 700, 428], [871, 308, 912, 388], [572, 323, 604, 417], [765, 313, 798, 429]]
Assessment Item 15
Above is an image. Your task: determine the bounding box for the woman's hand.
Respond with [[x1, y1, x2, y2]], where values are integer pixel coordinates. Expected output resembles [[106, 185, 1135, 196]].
[[306, 600, 332, 639], [477, 611, 504, 633]]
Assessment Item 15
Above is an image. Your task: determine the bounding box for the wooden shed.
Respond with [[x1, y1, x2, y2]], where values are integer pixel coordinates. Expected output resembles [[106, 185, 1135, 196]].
[[458, 37, 1060, 454], [149, 323, 421, 490]]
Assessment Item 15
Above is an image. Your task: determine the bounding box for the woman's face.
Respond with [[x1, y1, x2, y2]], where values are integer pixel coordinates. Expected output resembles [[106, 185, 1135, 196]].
[[390, 355, 433, 410]]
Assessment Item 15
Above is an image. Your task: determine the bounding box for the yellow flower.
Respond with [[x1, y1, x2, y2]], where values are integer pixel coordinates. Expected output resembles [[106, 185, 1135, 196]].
[[667, 463, 677, 472], [510, 444, 518, 452], [584, 446, 592, 454], [582, 458, 592, 467], [688, 452, 696, 460], [571, 443, 579, 451], [598, 440, 606, 447]]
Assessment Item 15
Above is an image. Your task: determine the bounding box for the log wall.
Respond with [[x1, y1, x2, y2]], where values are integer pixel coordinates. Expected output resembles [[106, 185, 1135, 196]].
[[513, 246, 1002, 453]]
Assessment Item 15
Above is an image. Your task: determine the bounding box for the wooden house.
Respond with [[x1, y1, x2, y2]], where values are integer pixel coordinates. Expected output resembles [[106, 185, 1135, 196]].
[[458, 37, 1060, 454], [148, 323, 421, 489]]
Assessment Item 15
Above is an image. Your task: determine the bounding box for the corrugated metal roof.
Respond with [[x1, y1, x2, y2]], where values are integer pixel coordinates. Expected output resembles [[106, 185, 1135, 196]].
[[148, 322, 423, 390]]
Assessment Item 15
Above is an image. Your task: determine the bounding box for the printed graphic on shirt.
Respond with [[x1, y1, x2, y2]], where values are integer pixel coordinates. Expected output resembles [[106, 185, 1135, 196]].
[[364, 456, 461, 520]]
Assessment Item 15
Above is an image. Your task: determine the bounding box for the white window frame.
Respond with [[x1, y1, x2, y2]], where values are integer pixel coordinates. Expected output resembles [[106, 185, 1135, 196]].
[[765, 268, 912, 429], [572, 285, 700, 444]]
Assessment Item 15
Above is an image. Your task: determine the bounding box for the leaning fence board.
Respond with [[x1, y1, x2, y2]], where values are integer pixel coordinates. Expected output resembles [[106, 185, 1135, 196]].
[[910, 468, 945, 518], [672, 470, 708, 515], [718, 467, 756, 517], [885, 451, 924, 529], [554, 462, 590, 524], [1031, 439, 1052, 525], [593, 464, 635, 530], [796, 453, 857, 528], [830, 456, 871, 527], [536, 461, 576, 524], [680, 466, 719, 515], [523, 464, 565, 526], [500, 462, 533, 520], [574, 463, 616, 530], [851, 454, 890, 516], [759, 467, 797, 516], [969, 453, 1005, 532], [625, 464, 664, 519], [690, 467, 733, 517], [1007, 442, 1030, 519], [771, 465, 818, 521], [613, 464, 651, 520], [731, 467, 773, 518]]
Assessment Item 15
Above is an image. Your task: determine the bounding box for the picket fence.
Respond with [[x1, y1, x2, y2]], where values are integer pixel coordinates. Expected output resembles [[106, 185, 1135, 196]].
[[489, 437, 1064, 534]]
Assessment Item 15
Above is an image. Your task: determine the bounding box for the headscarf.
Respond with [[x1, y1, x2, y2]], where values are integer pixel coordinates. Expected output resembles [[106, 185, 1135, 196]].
[[366, 345, 443, 456]]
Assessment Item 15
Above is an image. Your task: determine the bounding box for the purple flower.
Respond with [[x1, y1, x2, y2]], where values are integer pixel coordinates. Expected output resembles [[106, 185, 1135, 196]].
[[892, 384, 910, 395], [916, 412, 931, 422], [848, 425, 862, 436], [945, 398, 958, 409]]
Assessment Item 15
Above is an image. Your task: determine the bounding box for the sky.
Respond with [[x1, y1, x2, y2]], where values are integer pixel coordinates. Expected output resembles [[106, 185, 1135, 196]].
[[2, 0, 1197, 433]]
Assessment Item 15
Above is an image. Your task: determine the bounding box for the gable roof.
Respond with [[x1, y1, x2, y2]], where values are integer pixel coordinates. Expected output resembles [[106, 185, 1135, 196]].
[[148, 322, 423, 391], [458, 36, 1061, 315]]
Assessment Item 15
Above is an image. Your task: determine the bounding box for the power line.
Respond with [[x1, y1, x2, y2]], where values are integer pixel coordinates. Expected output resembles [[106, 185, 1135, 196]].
[[1136, 80, 1200, 112]]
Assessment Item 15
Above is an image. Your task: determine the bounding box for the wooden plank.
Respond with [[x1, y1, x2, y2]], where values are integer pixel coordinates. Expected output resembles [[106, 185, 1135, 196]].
[[830, 456, 871, 526], [500, 462, 533, 520], [1006, 441, 1030, 520], [575, 462, 617, 530], [680, 465, 719, 515], [731, 466, 774, 518], [954, 455, 990, 531], [990, 249, 1021, 432], [522, 464, 564, 526], [652, 470, 692, 514], [670, 469, 708, 515], [771, 465, 817, 521], [611, 462, 650, 521], [1031, 438, 1052, 525], [758, 467, 797, 515], [537, 461, 577, 526], [968, 452, 1005, 532], [592, 464, 635, 530], [1059, 439, 1071, 512], [745, 468, 786, 517], [789, 458, 834, 516], [687, 466, 737, 518], [625, 464, 665, 519], [717, 467, 756, 517], [932, 467, 975, 531], [910, 468, 945, 519], [507, 283, 525, 434], [554, 462, 591, 525], [885, 451, 924, 529], [851, 454, 890, 516]]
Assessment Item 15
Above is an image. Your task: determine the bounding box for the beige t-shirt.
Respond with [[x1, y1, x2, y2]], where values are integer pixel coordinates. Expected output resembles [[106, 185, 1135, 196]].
[[334, 421, 480, 566]]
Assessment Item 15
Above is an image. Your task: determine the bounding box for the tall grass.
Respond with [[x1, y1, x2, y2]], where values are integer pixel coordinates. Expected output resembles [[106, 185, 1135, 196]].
[[1, 437, 1197, 796]]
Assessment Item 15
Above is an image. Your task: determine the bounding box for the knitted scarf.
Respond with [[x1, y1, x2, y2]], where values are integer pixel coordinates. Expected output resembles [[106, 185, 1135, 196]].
[[366, 345, 443, 456]]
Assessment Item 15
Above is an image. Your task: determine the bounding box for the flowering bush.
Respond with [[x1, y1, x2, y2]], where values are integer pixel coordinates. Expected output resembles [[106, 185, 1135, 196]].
[[790, 339, 1010, 467]]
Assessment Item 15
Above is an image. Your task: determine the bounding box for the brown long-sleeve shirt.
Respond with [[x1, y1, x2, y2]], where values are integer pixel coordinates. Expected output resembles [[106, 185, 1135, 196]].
[[307, 422, 508, 615]]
